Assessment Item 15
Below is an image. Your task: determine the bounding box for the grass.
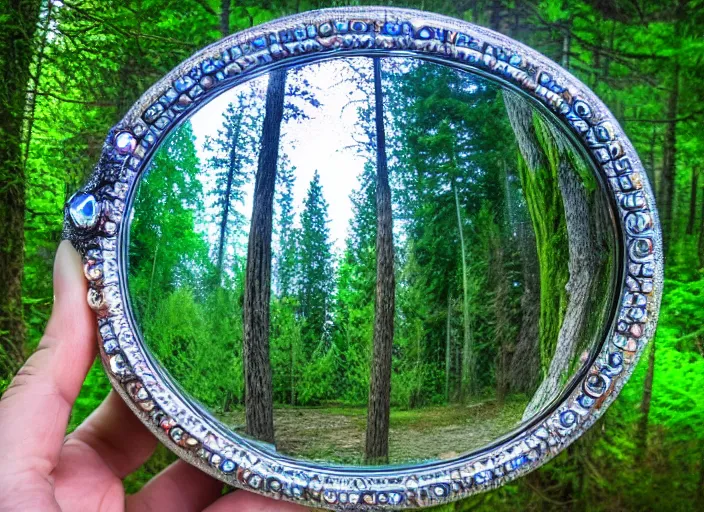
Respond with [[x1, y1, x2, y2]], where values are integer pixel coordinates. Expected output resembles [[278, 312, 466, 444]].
[[218, 396, 528, 465]]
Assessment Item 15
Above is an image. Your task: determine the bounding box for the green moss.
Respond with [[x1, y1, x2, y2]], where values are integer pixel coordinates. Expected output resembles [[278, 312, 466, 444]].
[[515, 114, 570, 377]]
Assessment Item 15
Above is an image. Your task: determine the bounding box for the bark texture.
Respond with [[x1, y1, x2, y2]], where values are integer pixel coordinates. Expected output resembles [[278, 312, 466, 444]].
[[242, 69, 286, 444], [636, 340, 656, 463], [687, 168, 698, 236], [220, 0, 230, 36], [522, 125, 599, 419], [700, 176, 704, 268], [504, 90, 569, 390], [504, 90, 599, 419], [365, 58, 395, 465], [491, 230, 512, 404], [0, 0, 42, 377], [509, 220, 541, 393], [660, 62, 680, 252], [455, 184, 475, 401], [445, 290, 452, 402], [523, 155, 598, 418]]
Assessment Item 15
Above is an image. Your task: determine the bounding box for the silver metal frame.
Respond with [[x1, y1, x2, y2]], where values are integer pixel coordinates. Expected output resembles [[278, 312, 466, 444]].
[[63, 7, 662, 509]]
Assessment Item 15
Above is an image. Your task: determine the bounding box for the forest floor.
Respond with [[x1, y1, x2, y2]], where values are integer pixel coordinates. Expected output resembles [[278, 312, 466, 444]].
[[219, 397, 528, 465]]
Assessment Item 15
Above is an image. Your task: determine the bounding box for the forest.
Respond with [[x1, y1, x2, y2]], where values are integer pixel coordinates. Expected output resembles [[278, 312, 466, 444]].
[[126, 56, 615, 465], [1, 1, 703, 511]]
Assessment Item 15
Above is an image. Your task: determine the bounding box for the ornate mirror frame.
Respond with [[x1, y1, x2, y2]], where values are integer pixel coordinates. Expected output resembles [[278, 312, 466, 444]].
[[63, 7, 662, 509]]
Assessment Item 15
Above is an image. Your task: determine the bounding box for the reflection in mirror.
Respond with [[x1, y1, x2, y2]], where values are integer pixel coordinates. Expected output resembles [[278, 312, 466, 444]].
[[127, 56, 617, 466]]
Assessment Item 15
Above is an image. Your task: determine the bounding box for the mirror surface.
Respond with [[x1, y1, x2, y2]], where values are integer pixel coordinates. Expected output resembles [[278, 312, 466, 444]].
[[127, 56, 618, 466]]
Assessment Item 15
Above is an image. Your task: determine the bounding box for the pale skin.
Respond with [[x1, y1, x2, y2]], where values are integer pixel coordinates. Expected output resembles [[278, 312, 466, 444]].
[[0, 241, 309, 512]]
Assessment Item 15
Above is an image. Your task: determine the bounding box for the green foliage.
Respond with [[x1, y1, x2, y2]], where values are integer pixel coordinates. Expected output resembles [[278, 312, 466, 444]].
[[7, 0, 704, 507], [298, 170, 335, 351]]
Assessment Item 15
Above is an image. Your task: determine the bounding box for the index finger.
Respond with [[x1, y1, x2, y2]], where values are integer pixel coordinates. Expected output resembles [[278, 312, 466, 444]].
[[0, 241, 97, 478]]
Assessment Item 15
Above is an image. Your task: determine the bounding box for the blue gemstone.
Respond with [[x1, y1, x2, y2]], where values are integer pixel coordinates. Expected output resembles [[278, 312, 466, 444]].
[[103, 338, 118, 353], [351, 21, 368, 32], [609, 352, 623, 367], [69, 193, 99, 229], [383, 22, 401, 35], [560, 410, 577, 427], [507, 455, 528, 471], [220, 459, 236, 473], [174, 75, 195, 93], [418, 27, 433, 39], [574, 100, 592, 118], [474, 470, 493, 485], [202, 59, 217, 74], [578, 394, 595, 408]]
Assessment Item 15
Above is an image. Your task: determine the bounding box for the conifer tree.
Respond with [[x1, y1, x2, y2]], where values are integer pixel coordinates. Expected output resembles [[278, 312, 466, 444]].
[[275, 158, 298, 299], [298, 171, 334, 350], [365, 57, 395, 464], [243, 69, 286, 444], [204, 94, 259, 283]]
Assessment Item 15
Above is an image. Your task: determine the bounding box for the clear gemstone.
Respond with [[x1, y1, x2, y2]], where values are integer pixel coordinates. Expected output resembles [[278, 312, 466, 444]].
[[69, 193, 99, 229], [109, 353, 127, 375], [114, 131, 136, 154]]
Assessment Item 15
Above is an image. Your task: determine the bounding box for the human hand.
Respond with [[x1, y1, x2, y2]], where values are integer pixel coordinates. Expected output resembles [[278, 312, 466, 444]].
[[0, 241, 309, 512]]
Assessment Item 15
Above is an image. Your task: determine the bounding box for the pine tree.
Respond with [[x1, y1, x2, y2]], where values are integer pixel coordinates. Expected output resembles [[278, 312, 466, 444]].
[[204, 95, 259, 283], [275, 158, 298, 298], [298, 171, 333, 351], [333, 161, 377, 403], [272, 155, 300, 406]]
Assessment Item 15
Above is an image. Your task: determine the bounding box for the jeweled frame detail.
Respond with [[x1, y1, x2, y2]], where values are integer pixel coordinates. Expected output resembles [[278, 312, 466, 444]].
[[63, 7, 662, 510]]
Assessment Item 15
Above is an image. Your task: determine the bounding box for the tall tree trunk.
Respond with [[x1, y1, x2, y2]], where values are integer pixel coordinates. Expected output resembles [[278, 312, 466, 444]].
[[699, 176, 704, 268], [455, 184, 474, 401], [696, 439, 704, 511], [647, 126, 658, 198], [445, 289, 452, 403], [523, 135, 599, 419], [561, 23, 572, 69], [220, 0, 230, 37], [687, 168, 698, 236], [495, 163, 513, 403], [491, 228, 512, 404], [504, 91, 596, 419], [22, 0, 53, 168], [215, 114, 243, 283], [660, 62, 680, 252], [504, 91, 570, 403], [0, 0, 42, 377], [510, 220, 541, 392], [290, 335, 295, 406], [489, 0, 503, 31], [146, 237, 160, 320], [635, 340, 656, 464], [242, 69, 286, 444], [365, 57, 395, 465]]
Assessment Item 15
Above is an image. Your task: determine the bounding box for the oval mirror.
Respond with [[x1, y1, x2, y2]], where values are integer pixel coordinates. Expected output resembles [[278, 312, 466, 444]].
[[65, 7, 662, 509]]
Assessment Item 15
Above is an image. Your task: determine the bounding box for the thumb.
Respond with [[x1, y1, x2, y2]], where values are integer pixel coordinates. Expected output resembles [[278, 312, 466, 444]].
[[0, 241, 97, 476]]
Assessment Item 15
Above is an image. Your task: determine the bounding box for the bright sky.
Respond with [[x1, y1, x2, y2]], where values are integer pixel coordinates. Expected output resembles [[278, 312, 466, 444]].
[[189, 57, 374, 257]]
